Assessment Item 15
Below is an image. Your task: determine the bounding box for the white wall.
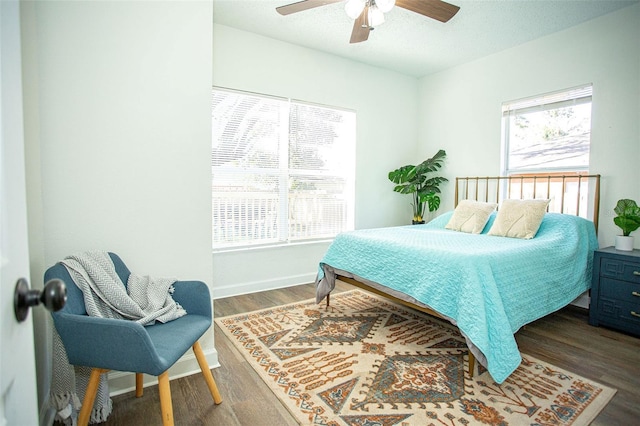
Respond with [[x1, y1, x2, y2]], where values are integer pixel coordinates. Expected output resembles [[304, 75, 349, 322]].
[[418, 4, 640, 249], [22, 0, 216, 408], [212, 24, 420, 298]]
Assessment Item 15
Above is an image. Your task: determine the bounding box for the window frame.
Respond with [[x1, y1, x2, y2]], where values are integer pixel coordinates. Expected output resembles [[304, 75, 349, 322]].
[[501, 84, 593, 176], [211, 87, 356, 251]]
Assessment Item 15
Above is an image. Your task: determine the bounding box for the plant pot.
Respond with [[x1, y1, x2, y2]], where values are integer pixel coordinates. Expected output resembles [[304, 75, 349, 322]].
[[615, 235, 634, 251], [412, 220, 425, 225]]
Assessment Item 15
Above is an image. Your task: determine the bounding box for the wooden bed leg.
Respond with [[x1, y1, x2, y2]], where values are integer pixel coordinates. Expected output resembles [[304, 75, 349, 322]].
[[326, 293, 330, 309], [468, 352, 476, 378]]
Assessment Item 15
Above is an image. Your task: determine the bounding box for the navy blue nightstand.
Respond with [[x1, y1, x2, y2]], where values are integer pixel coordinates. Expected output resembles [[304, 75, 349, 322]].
[[589, 246, 640, 337]]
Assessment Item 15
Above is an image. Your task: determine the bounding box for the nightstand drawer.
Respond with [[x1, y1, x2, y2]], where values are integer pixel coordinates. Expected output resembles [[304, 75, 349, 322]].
[[596, 297, 640, 336], [600, 277, 640, 303], [601, 257, 640, 283]]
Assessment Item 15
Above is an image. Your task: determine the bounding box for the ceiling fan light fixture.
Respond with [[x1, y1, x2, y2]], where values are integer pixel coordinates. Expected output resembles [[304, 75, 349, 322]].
[[345, 0, 366, 19], [367, 4, 385, 27], [375, 0, 395, 13]]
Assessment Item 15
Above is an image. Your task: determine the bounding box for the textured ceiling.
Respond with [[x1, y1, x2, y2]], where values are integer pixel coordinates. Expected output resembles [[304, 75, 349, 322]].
[[212, 0, 638, 77]]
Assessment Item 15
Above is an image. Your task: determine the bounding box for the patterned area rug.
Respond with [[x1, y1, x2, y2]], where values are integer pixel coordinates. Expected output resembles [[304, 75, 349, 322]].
[[215, 290, 616, 426]]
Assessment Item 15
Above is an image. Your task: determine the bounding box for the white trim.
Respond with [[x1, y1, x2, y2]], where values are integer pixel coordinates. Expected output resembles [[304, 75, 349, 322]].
[[502, 84, 593, 113], [212, 237, 332, 254], [212, 273, 315, 300], [213, 85, 356, 114]]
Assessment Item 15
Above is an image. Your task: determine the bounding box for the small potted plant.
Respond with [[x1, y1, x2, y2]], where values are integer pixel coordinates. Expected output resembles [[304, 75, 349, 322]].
[[388, 150, 448, 224], [613, 198, 640, 251]]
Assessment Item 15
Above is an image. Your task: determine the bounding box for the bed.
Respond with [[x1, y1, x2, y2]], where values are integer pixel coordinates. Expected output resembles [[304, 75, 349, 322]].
[[315, 174, 601, 384]]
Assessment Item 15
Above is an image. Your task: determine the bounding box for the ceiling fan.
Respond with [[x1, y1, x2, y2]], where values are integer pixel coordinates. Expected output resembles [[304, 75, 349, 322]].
[[276, 0, 460, 44]]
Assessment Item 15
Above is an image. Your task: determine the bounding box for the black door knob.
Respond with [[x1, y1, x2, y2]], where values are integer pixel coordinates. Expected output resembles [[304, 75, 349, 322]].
[[14, 278, 67, 322]]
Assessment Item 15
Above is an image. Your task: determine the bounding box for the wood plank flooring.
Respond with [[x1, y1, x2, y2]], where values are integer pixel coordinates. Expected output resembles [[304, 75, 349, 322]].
[[101, 281, 640, 425]]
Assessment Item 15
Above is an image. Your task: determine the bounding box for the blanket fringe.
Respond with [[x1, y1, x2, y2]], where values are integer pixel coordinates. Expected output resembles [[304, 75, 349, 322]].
[[50, 391, 81, 425], [89, 397, 113, 424], [50, 390, 112, 425], [51, 391, 82, 410]]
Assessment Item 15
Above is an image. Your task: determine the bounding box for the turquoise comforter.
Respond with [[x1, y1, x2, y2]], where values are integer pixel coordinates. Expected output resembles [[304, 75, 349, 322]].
[[315, 212, 598, 383]]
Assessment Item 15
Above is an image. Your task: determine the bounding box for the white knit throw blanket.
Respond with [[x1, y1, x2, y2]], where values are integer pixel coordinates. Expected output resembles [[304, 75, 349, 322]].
[[50, 251, 186, 425]]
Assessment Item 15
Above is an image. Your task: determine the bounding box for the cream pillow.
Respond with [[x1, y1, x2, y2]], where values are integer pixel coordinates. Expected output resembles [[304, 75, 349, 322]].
[[488, 199, 550, 239], [445, 200, 498, 234]]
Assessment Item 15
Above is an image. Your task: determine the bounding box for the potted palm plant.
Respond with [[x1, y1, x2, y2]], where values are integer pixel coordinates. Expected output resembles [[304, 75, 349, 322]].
[[614, 198, 640, 251], [388, 149, 448, 224]]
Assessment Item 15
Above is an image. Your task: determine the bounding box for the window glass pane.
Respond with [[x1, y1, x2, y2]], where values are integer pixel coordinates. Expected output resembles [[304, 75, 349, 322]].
[[288, 103, 355, 242], [506, 102, 591, 170], [504, 175, 592, 217], [212, 91, 284, 169], [289, 103, 354, 171], [502, 85, 592, 175], [212, 171, 281, 246], [289, 174, 349, 240]]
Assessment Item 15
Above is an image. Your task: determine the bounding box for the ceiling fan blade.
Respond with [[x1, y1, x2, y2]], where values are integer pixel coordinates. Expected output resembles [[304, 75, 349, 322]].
[[276, 0, 343, 16], [350, 9, 371, 44], [396, 0, 460, 23]]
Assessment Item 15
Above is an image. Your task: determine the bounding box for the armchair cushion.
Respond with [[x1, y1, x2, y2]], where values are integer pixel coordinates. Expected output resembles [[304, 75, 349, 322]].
[[54, 311, 211, 375]]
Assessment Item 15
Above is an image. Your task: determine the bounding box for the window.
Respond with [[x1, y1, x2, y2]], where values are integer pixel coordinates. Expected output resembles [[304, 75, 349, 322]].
[[501, 85, 594, 216], [502, 85, 592, 175], [212, 88, 355, 249]]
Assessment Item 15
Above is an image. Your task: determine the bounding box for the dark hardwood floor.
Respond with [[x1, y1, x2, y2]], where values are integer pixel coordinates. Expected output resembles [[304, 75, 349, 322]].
[[103, 281, 640, 425]]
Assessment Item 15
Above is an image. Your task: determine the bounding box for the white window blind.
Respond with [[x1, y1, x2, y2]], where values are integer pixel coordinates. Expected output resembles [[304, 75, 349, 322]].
[[212, 88, 355, 249], [502, 84, 592, 173]]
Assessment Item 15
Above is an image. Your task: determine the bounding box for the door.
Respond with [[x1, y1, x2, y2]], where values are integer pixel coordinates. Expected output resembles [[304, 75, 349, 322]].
[[0, 1, 40, 424]]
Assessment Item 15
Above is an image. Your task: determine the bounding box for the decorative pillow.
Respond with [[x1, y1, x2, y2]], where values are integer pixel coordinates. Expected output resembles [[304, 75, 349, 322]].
[[445, 200, 498, 234], [488, 199, 550, 239]]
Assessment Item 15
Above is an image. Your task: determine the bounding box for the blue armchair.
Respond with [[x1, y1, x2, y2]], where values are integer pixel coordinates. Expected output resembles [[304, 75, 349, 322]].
[[45, 252, 222, 426]]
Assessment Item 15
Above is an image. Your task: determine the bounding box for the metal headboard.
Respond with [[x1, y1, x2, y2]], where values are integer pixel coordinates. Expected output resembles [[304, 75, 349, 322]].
[[454, 174, 601, 234]]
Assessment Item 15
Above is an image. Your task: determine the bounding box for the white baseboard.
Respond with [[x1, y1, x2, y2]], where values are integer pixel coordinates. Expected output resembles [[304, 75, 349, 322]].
[[212, 273, 315, 300], [107, 346, 220, 397]]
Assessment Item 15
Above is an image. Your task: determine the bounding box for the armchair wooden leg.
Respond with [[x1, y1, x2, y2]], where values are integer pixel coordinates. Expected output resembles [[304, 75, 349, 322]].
[[158, 371, 174, 426], [135, 373, 144, 397], [193, 341, 222, 404], [78, 368, 109, 426]]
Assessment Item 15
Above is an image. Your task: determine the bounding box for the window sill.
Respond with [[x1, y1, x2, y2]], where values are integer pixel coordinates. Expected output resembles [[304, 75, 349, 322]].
[[212, 238, 334, 255]]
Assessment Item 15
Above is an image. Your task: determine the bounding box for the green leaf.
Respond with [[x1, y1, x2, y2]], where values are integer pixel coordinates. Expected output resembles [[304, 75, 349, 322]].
[[614, 216, 640, 236], [419, 192, 441, 212], [613, 199, 640, 236], [388, 150, 447, 218], [388, 165, 417, 184], [614, 199, 640, 217]]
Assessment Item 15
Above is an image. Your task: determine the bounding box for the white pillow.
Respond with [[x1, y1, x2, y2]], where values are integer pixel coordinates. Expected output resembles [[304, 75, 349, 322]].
[[488, 199, 550, 239], [445, 200, 498, 234]]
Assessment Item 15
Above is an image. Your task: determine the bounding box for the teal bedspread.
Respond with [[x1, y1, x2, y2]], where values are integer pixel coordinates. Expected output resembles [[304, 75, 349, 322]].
[[315, 212, 598, 383]]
